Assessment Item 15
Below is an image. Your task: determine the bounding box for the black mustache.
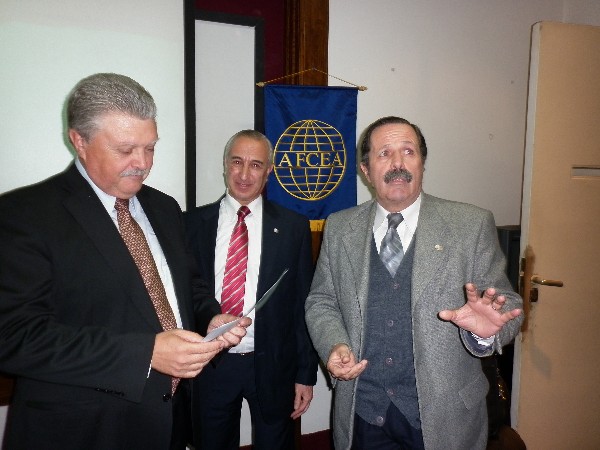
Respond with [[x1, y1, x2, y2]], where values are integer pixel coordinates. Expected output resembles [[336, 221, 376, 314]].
[[384, 168, 413, 184]]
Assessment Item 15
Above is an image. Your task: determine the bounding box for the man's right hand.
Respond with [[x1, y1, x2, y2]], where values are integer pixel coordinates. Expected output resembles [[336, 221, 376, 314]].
[[207, 314, 251, 347], [151, 329, 224, 378], [326, 343, 368, 381]]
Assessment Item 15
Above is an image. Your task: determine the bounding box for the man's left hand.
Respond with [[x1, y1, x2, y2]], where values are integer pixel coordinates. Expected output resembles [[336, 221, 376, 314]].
[[291, 384, 313, 420], [438, 283, 522, 338]]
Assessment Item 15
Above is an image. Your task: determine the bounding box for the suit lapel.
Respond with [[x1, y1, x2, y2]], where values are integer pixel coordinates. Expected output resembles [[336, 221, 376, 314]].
[[61, 167, 161, 330], [341, 200, 377, 319], [258, 201, 282, 298], [194, 202, 220, 295], [203, 203, 220, 274], [412, 194, 451, 306]]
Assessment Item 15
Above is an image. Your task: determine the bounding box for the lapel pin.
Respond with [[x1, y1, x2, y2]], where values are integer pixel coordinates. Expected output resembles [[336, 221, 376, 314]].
[[274, 228, 279, 233], [434, 244, 443, 251]]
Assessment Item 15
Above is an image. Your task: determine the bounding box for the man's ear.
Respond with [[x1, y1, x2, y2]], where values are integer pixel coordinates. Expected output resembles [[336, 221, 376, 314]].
[[360, 162, 370, 183], [68, 129, 86, 160]]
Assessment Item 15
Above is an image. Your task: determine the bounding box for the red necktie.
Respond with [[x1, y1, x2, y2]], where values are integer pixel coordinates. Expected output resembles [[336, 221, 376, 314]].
[[114, 198, 180, 394], [220, 206, 251, 316]]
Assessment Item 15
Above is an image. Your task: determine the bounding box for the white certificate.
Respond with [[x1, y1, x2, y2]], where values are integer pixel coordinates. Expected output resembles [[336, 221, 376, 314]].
[[202, 268, 288, 342]]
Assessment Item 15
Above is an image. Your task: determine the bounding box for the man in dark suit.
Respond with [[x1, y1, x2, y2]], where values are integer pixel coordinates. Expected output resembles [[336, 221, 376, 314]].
[[185, 130, 318, 449], [0, 73, 248, 450]]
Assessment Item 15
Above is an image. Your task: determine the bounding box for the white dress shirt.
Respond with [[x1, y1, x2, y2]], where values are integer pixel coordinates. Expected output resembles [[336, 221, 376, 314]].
[[372, 193, 422, 252], [214, 193, 263, 353], [75, 159, 182, 328]]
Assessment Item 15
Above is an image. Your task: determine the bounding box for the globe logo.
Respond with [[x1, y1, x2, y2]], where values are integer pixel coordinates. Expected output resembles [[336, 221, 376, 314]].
[[273, 119, 347, 201]]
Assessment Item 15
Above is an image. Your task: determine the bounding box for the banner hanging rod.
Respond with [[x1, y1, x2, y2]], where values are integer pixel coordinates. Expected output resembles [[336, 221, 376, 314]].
[[257, 68, 367, 91]]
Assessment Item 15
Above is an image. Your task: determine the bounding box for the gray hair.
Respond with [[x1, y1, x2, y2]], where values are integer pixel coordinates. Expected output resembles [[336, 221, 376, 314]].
[[66, 73, 156, 141], [223, 130, 273, 166]]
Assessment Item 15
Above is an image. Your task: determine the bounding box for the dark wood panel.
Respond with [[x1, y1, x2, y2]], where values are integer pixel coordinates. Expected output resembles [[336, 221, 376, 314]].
[[0, 374, 14, 406], [285, 0, 329, 86]]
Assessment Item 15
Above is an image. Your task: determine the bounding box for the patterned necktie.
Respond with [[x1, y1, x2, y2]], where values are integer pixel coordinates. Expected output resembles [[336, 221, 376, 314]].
[[114, 198, 179, 394], [380, 212, 405, 277], [220, 206, 251, 316]]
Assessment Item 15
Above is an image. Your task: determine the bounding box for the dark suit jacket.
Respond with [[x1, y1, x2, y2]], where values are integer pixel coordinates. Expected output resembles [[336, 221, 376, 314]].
[[0, 164, 221, 449], [185, 198, 318, 423]]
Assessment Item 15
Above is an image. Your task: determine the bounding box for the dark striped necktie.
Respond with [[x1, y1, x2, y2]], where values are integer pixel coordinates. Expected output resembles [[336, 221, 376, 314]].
[[380, 212, 404, 277]]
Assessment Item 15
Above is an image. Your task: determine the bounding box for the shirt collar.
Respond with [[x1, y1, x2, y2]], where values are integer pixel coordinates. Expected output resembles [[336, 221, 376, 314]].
[[75, 158, 139, 217], [223, 191, 263, 219], [374, 193, 422, 233]]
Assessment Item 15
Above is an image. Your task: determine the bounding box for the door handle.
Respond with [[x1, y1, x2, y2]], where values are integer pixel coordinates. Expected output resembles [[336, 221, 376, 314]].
[[531, 276, 564, 287]]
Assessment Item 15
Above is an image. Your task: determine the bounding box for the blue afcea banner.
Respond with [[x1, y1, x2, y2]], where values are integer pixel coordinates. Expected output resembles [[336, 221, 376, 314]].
[[264, 85, 358, 223]]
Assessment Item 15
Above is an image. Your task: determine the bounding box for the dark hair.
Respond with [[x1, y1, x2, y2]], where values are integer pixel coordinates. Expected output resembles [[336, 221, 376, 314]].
[[359, 116, 427, 166], [67, 73, 156, 141]]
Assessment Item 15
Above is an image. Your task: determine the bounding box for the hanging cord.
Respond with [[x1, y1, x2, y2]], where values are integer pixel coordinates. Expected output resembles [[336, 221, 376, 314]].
[[257, 67, 367, 91]]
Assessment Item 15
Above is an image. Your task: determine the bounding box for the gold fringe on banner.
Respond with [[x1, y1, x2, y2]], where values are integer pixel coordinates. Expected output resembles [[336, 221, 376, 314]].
[[256, 68, 367, 91], [309, 219, 326, 232]]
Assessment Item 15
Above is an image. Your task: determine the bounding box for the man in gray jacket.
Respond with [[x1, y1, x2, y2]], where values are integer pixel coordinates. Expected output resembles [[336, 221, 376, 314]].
[[305, 116, 523, 450]]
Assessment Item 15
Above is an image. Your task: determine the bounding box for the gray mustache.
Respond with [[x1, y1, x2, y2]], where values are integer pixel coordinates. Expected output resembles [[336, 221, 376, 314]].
[[120, 169, 149, 177], [384, 168, 413, 184]]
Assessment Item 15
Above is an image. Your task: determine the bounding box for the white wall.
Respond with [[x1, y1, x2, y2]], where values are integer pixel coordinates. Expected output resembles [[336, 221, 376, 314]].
[[330, 0, 599, 227], [0, 0, 186, 205], [2, 0, 600, 445]]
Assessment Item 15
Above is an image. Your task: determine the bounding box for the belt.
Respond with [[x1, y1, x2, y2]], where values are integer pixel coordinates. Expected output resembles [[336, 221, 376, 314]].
[[228, 351, 254, 356]]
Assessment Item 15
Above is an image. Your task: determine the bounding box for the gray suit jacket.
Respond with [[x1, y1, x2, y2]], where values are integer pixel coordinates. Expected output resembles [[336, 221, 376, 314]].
[[305, 193, 523, 450]]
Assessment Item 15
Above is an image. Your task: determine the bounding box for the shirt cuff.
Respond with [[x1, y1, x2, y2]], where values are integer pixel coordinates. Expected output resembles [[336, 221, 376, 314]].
[[469, 332, 495, 347]]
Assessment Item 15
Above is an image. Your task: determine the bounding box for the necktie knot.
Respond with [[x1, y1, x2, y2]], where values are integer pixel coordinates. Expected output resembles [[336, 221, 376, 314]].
[[237, 206, 251, 221], [387, 212, 404, 230], [114, 197, 130, 213]]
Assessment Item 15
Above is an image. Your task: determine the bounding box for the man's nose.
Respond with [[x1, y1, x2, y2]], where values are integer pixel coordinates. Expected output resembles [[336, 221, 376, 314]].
[[390, 151, 404, 169], [132, 148, 150, 169], [239, 163, 250, 179]]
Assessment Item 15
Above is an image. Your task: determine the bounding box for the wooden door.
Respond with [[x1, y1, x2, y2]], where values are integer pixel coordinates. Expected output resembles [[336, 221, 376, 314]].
[[514, 21, 600, 449]]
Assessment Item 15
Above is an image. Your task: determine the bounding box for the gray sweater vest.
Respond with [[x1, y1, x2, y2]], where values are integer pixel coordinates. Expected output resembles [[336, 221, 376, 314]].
[[355, 236, 421, 430]]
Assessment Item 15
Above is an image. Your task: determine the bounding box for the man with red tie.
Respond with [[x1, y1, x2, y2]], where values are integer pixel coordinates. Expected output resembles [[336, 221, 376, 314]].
[[185, 130, 318, 449]]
